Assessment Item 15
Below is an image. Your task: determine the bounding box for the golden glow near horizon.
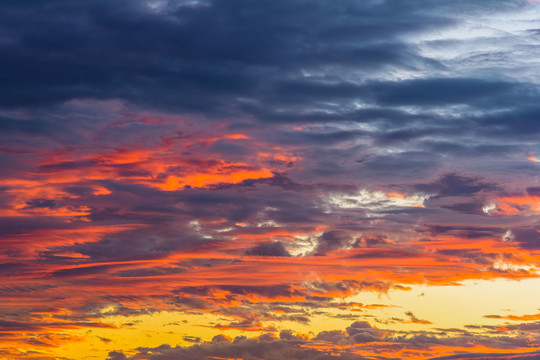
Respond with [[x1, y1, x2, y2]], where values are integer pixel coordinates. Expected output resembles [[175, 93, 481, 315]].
[[15, 278, 540, 360]]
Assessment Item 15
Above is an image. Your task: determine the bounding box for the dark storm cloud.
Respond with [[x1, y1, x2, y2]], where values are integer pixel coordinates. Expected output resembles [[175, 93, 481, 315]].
[[0, 115, 62, 135], [0, 263, 26, 275], [435, 248, 495, 266], [424, 225, 503, 239], [257, 107, 431, 124], [175, 185, 327, 225], [0, 216, 79, 237], [245, 241, 290, 257], [176, 284, 302, 300], [359, 151, 443, 180], [0, 0, 493, 114], [479, 106, 540, 137], [415, 173, 497, 197], [441, 202, 485, 215], [35, 176, 331, 266], [213, 173, 307, 192], [0, 0, 537, 175], [24, 198, 59, 209], [0, 318, 112, 333], [370, 78, 523, 106], [272, 77, 534, 112], [511, 227, 540, 250], [65, 228, 207, 261], [39, 160, 99, 172], [0, 0, 537, 196], [315, 230, 356, 255], [63, 186, 99, 197]]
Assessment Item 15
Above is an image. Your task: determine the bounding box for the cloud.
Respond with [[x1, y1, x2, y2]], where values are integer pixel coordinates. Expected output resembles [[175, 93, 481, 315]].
[[245, 241, 291, 257], [119, 333, 365, 360], [112, 329, 369, 360], [415, 173, 497, 198], [405, 311, 433, 325], [109, 320, 540, 360], [370, 78, 521, 106], [0, 0, 454, 112], [2, 0, 540, 359], [510, 227, 540, 249], [429, 352, 540, 360]]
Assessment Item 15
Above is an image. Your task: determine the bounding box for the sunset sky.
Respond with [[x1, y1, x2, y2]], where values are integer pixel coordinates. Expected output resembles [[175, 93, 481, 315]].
[[2, 1, 540, 359]]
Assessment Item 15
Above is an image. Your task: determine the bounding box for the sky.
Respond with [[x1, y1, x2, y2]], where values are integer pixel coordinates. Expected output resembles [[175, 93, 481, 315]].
[[1, 0, 540, 359]]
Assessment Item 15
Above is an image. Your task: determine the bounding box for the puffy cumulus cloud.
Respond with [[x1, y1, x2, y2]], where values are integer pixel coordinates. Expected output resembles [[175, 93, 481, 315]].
[[109, 320, 540, 360], [314, 230, 358, 255], [121, 334, 367, 360], [106, 324, 371, 360]]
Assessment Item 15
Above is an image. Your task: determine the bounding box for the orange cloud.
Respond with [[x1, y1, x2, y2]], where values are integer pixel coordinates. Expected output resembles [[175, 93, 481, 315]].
[[484, 313, 540, 321]]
